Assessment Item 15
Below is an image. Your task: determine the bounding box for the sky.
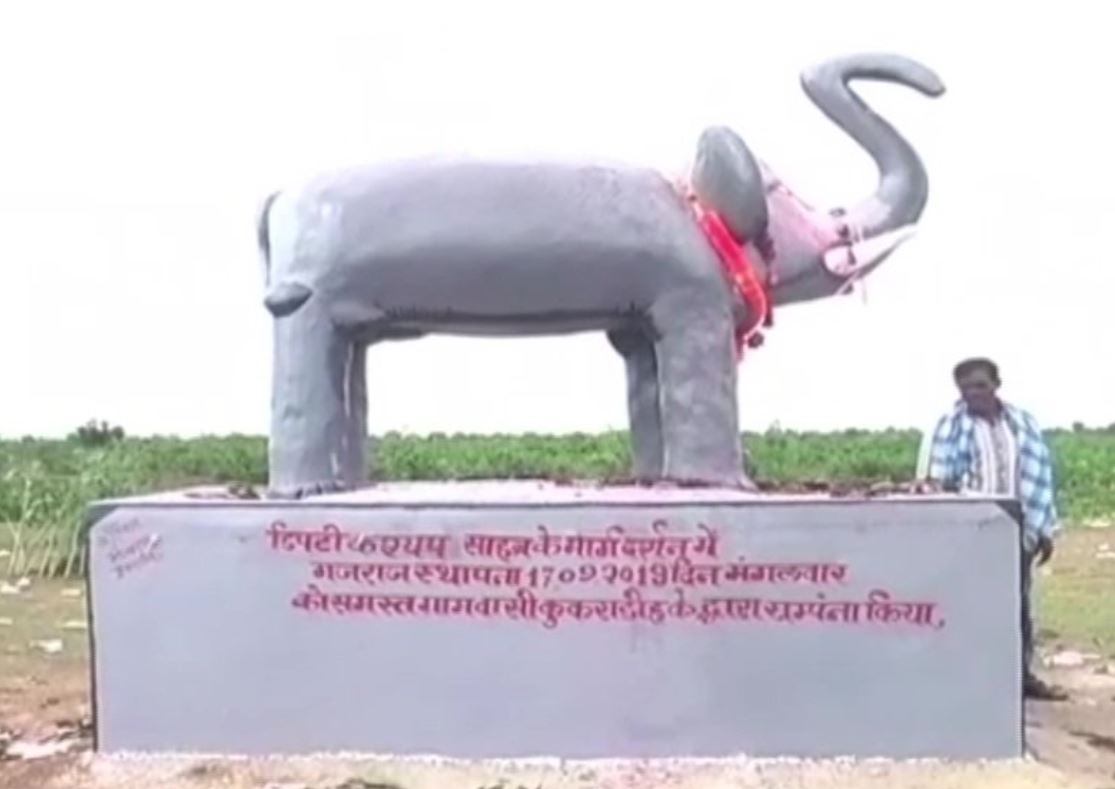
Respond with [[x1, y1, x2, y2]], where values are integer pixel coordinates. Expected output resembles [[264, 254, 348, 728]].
[[1, 1, 1112, 439]]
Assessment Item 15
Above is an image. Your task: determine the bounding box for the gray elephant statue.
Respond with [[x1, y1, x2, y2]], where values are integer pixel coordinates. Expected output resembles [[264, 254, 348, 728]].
[[256, 52, 945, 498]]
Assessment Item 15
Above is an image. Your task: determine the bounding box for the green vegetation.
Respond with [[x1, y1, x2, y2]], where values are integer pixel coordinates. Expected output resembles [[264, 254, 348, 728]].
[[1036, 529, 1115, 657], [2, 425, 1114, 578]]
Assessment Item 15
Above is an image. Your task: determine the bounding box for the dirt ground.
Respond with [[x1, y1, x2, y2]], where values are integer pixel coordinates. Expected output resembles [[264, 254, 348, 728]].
[[1, 529, 1113, 789]]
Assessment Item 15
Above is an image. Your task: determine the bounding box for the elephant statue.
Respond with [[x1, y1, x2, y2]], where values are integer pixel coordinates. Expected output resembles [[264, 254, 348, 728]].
[[256, 52, 945, 498]]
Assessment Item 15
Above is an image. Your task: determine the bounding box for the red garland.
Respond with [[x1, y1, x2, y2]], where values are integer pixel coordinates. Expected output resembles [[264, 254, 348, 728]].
[[682, 190, 773, 362]]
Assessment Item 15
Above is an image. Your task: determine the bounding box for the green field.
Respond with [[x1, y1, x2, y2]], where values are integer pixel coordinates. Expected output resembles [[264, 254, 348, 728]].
[[3, 427, 1115, 578]]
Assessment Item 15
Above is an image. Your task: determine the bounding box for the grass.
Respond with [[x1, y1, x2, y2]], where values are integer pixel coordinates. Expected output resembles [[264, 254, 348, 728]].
[[0, 578, 89, 733], [1037, 529, 1115, 657], [2, 426, 1115, 578]]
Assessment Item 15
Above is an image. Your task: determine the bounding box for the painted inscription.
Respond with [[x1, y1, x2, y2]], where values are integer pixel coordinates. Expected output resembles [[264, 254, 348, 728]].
[[267, 520, 945, 631], [97, 517, 163, 580]]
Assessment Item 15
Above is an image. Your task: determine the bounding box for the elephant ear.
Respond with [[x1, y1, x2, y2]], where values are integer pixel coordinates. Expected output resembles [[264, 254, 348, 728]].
[[690, 126, 769, 244]]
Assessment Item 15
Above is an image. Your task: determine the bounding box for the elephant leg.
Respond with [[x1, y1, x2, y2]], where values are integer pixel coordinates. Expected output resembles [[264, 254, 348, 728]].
[[341, 340, 368, 485], [607, 328, 664, 479], [267, 303, 361, 498], [651, 294, 752, 489]]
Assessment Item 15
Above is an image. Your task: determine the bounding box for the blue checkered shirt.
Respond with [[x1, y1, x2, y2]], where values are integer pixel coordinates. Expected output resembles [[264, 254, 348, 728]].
[[918, 400, 1059, 549]]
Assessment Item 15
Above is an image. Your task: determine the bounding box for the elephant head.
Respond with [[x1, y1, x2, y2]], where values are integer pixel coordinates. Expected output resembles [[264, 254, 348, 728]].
[[690, 53, 946, 308]]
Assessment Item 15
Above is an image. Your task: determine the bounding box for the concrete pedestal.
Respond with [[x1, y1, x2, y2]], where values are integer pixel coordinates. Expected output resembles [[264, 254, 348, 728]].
[[85, 481, 1023, 759]]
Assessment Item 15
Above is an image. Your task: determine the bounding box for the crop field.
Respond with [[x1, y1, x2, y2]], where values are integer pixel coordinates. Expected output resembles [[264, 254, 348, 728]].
[[2, 426, 1115, 578]]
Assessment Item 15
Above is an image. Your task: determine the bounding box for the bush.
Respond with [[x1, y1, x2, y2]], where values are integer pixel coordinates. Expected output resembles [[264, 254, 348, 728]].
[[69, 420, 125, 447]]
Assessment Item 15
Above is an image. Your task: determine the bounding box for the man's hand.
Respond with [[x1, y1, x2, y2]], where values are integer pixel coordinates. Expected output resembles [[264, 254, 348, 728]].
[[913, 478, 954, 494], [1036, 535, 1055, 566]]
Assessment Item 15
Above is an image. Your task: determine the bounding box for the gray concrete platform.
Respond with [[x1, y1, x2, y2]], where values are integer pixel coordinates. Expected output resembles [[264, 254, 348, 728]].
[[84, 480, 1024, 760]]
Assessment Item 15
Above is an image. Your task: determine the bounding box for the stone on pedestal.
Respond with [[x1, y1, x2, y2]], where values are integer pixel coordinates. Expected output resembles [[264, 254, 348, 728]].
[[85, 481, 1022, 760]]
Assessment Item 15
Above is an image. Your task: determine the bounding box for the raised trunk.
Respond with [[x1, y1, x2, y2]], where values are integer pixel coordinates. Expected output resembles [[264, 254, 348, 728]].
[[800, 53, 945, 238]]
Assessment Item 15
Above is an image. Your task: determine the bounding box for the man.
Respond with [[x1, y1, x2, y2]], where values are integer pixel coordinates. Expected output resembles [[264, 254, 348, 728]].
[[917, 357, 1067, 701]]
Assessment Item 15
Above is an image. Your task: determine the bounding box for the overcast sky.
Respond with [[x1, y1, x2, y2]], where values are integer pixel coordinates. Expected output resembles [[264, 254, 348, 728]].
[[2, 1, 1111, 438]]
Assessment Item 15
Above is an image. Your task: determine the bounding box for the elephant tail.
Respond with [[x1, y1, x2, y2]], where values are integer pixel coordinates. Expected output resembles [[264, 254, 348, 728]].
[[256, 190, 315, 317]]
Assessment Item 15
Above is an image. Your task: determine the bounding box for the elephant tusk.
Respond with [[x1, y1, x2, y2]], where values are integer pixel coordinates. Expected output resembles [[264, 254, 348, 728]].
[[823, 224, 918, 278]]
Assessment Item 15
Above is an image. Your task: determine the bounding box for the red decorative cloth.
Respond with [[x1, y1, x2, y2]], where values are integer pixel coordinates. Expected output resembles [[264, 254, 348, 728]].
[[680, 188, 773, 361]]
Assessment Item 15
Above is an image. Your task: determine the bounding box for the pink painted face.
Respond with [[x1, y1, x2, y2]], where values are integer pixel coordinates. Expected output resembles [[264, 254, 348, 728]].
[[758, 177, 918, 304], [765, 182, 843, 258]]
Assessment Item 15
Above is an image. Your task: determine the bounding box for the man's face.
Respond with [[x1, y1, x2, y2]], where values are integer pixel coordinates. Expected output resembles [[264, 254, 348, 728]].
[[957, 367, 1000, 418]]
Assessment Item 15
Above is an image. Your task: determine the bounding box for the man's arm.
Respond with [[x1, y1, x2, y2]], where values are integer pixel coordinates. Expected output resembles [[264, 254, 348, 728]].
[[1020, 410, 1060, 563], [918, 413, 959, 490]]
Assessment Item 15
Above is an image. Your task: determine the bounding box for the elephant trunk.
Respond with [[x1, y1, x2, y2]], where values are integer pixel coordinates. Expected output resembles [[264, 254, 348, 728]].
[[800, 53, 945, 238]]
